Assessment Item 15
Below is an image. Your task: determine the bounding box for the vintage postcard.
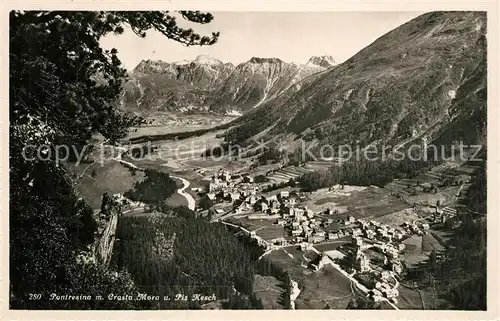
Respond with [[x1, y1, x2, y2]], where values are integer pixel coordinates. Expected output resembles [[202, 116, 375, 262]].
[[1, 1, 499, 320]]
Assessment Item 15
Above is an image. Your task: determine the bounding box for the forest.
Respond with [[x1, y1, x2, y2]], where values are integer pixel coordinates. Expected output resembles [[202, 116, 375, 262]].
[[123, 169, 178, 204], [128, 120, 235, 145], [404, 157, 486, 310], [462, 156, 487, 214], [112, 207, 292, 309], [298, 155, 439, 191], [257, 147, 285, 165], [9, 10, 220, 309], [262, 178, 297, 192]]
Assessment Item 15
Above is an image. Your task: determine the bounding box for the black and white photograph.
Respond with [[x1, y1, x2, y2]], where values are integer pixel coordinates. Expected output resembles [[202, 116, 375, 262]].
[[5, 7, 493, 315]]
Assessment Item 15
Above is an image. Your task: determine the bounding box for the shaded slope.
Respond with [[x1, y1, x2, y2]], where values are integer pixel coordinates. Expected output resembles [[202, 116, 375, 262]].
[[227, 11, 487, 150]]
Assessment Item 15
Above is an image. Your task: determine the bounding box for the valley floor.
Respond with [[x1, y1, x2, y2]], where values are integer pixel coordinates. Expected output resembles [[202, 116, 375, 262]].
[[78, 124, 485, 310]]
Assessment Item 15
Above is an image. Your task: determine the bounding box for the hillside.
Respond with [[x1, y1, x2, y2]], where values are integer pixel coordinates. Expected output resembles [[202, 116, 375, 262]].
[[208, 57, 330, 112], [227, 11, 487, 152], [120, 55, 336, 115]]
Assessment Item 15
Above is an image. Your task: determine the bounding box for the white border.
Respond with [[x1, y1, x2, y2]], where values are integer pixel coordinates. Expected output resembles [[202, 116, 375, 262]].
[[1, 1, 498, 320]]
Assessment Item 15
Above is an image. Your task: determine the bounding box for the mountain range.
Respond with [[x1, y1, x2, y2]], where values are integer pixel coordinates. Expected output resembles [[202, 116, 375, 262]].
[[120, 55, 336, 115], [226, 11, 487, 151]]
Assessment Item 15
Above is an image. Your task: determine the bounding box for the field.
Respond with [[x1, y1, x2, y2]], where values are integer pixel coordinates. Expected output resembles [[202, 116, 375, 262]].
[[124, 160, 207, 194], [264, 166, 314, 184], [408, 187, 459, 206], [252, 275, 286, 309], [294, 265, 355, 309], [71, 161, 145, 209], [301, 185, 412, 226], [165, 192, 188, 207], [265, 245, 360, 309], [129, 129, 223, 165], [227, 217, 286, 241], [266, 246, 310, 279], [395, 280, 442, 310], [373, 208, 420, 226], [127, 128, 251, 180], [384, 160, 473, 207], [127, 124, 216, 139], [246, 163, 279, 176], [396, 285, 425, 309], [400, 232, 444, 269], [125, 112, 236, 137], [402, 235, 427, 267], [421, 233, 445, 252], [313, 238, 351, 252], [300, 186, 367, 213], [304, 160, 338, 171]]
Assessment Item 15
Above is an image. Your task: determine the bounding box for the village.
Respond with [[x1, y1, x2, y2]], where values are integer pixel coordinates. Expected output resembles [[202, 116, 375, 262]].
[[194, 167, 464, 305]]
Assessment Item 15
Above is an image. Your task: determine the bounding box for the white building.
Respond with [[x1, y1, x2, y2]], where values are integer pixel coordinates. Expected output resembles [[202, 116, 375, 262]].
[[356, 251, 370, 272], [248, 195, 257, 205], [266, 195, 278, 202], [328, 232, 339, 240], [280, 191, 290, 198], [294, 208, 305, 218]]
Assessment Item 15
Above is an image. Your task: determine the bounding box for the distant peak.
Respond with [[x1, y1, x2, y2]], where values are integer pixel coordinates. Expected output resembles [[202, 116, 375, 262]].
[[172, 59, 191, 65], [248, 57, 284, 64], [307, 55, 336, 68], [133, 59, 161, 71], [194, 54, 223, 65], [134, 59, 167, 67]]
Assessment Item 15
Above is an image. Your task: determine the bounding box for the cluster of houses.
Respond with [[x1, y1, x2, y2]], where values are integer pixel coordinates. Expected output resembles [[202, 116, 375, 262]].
[[205, 171, 437, 250], [348, 236, 405, 275], [200, 169, 458, 306], [236, 189, 328, 244], [341, 217, 408, 242], [346, 236, 403, 303], [370, 281, 399, 303], [430, 206, 459, 226], [198, 168, 465, 307], [281, 210, 412, 247], [204, 170, 258, 208], [401, 221, 430, 235]]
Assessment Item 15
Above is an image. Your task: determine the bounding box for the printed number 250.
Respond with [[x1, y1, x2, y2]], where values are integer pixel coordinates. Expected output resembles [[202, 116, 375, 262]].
[[29, 293, 42, 300]]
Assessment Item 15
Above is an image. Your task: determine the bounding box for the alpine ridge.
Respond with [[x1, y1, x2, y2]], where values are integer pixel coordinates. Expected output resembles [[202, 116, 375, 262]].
[[227, 11, 487, 153], [120, 55, 336, 115]]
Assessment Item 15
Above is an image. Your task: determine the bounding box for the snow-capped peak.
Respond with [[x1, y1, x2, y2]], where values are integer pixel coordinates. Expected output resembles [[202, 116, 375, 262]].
[[307, 55, 336, 68], [195, 54, 223, 65]]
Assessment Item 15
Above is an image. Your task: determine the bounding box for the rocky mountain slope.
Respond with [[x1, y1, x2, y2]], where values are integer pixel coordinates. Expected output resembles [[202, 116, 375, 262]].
[[120, 55, 336, 115], [228, 11, 487, 152], [209, 57, 331, 111]]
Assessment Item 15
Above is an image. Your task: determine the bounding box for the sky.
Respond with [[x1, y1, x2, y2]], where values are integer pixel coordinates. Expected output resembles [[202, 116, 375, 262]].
[[100, 12, 425, 70]]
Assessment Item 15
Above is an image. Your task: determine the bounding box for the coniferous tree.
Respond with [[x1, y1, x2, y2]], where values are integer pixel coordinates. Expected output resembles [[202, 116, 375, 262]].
[[10, 10, 219, 309]]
